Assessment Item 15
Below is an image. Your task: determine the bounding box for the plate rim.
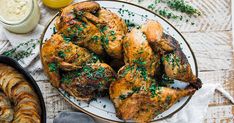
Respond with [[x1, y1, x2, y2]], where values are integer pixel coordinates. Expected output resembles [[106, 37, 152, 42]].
[[39, 0, 199, 122]]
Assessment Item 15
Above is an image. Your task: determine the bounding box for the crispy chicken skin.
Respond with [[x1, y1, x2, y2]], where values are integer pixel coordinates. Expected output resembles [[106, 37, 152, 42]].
[[110, 65, 195, 123], [98, 8, 128, 59], [141, 20, 176, 52], [109, 65, 152, 108], [41, 34, 98, 87], [55, 1, 105, 55], [142, 20, 202, 89], [61, 63, 117, 101], [118, 87, 195, 122], [55, 1, 102, 31], [41, 2, 202, 122], [123, 28, 159, 76], [162, 34, 202, 88]]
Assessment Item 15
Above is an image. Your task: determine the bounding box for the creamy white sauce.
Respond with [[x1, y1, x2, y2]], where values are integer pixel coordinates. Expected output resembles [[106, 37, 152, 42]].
[[0, 0, 32, 22]]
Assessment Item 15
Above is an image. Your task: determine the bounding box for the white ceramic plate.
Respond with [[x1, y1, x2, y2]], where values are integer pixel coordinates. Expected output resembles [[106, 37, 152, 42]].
[[40, 1, 198, 122]]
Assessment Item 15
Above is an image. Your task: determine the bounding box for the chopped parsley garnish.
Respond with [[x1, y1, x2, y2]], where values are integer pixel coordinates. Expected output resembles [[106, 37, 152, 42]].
[[132, 86, 141, 93], [167, 0, 201, 15], [91, 35, 99, 42], [2, 39, 39, 61], [149, 83, 161, 98], [119, 94, 127, 100], [58, 51, 66, 59], [133, 58, 146, 66], [48, 63, 58, 72]]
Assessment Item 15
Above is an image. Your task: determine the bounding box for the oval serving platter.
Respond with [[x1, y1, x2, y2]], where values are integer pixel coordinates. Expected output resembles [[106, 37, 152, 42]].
[[0, 55, 47, 123], [40, 0, 198, 122]]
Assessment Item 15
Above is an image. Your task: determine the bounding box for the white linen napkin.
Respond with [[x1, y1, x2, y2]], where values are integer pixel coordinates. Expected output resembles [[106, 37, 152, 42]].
[[0, 25, 44, 70]]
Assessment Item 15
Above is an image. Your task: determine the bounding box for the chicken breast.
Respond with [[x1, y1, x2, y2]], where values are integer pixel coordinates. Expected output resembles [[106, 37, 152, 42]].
[[98, 8, 128, 59], [123, 28, 159, 76]]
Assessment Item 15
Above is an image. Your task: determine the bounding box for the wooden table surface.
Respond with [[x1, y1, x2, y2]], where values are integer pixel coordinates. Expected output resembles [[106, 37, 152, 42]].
[[0, 0, 233, 122]]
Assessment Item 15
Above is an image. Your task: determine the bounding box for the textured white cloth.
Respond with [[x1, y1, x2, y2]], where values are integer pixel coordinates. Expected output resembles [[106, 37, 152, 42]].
[[0, 1, 233, 123], [0, 25, 44, 68]]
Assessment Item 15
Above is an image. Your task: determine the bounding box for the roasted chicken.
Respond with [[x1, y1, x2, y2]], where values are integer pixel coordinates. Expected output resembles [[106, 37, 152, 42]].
[[41, 2, 202, 123], [61, 63, 117, 101], [142, 20, 202, 89], [110, 65, 152, 109], [55, 1, 105, 55], [0, 64, 41, 123], [117, 87, 195, 122], [41, 34, 117, 101], [41, 34, 99, 87]]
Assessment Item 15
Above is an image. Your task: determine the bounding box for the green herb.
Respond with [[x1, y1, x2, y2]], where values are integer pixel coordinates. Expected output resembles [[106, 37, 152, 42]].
[[48, 63, 58, 72], [124, 19, 140, 30], [149, 83, 161, 98], [91, 35, 99, 42], [167, 0, 200, 16], [137, 67, 148, 80], [119, 94, 127, 100], [132, 86, 141, 93], [58, 51, 66, 59], [2, 39, 39, 61], [61, 74, 72, 84], [165, 95, 172, 103], [158, 9, 179, 19], [133, 58, 146, 66], [53, 27, 57, 34]]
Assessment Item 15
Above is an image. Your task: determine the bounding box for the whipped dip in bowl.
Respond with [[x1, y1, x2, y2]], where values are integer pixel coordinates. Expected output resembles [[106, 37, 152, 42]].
[[0, 0, 40, 33]]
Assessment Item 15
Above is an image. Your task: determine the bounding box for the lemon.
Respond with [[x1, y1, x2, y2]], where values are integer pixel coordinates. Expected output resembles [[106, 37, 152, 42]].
[[42, 0, 73, 9]]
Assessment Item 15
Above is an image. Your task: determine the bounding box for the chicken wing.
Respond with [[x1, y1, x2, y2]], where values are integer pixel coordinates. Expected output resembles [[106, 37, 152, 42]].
[[61, 63, 117, 101], [98, 8, 128, 59], [123, 28, 159, 76], [141, 20, 176, 52]]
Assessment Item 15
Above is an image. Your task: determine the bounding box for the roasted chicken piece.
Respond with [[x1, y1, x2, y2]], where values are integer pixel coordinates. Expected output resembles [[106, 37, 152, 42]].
[[162, 34, 202, 88], [98, 8, 128, 59], [61, 63, 117, 101], [55, 1, 103, 31], [110, 64, 195, 123], [118, 87, 196, 122], [0, 92, 13, 122], [123, 28, 160, 76], [0, 64, 41, 123], [41, 34, 99, 87], [55, 1, 105, 55], [141, 20, 176, 52], [142, 20, 202, 89], [110, 65, 152, 108]]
